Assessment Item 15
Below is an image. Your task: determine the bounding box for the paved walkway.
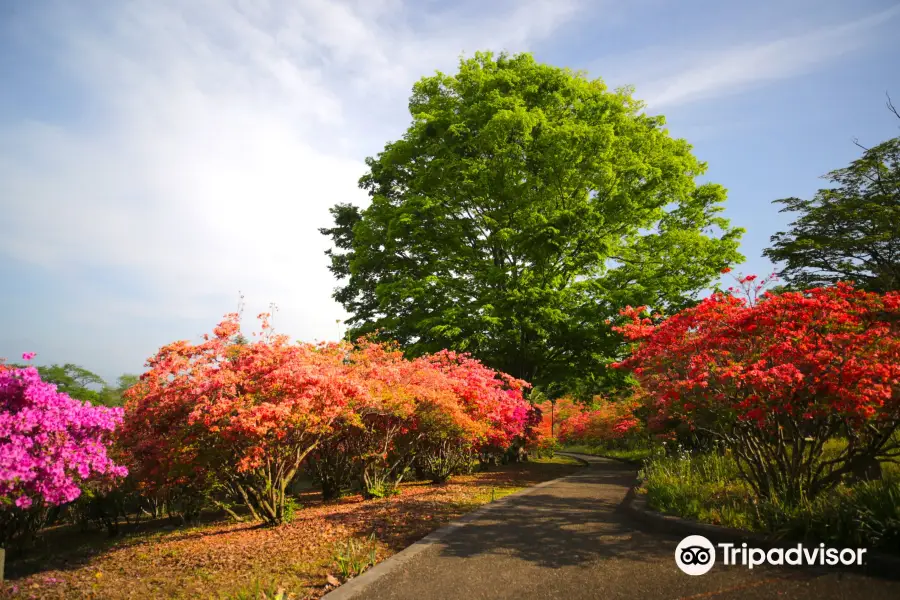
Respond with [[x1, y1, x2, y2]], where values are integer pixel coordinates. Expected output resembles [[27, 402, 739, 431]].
[[331, 454, 900, 600]]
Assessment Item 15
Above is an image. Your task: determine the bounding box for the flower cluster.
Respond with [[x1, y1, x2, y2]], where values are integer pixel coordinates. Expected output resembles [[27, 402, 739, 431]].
[[0, 355, 126, 510], [613, 282, 900, 427], [549, 397, 642, 445], [424, 350, 531, 449], [121, 314, 532, 522]]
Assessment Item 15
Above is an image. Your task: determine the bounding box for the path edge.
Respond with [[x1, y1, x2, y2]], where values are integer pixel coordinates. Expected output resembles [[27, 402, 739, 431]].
[[622, 484, 900, 581], [322, 455, 590, 600]]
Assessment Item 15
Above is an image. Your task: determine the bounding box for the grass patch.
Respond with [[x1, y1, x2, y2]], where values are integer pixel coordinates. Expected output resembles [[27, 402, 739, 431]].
[[532, 453, 584, 466], [333, 533, 377, 581], [640, 451, 754, 530], [561, 444, 653, 464], [640, 451, 900, 553]]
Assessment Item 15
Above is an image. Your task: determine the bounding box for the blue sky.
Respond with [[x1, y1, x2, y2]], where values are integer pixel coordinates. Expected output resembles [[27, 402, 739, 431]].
[[1, 0, 899, 384]]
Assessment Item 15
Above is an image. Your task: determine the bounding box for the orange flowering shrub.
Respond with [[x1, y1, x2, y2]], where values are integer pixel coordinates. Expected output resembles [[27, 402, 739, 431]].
[[122, 315, 531, 521]]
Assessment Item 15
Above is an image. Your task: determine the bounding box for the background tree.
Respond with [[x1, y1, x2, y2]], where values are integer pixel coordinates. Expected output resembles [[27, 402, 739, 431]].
[[322, 52, 743, 397], [34, 363, 105, 404], [764, 98, 900, 292], [98, 374, 140, 407]]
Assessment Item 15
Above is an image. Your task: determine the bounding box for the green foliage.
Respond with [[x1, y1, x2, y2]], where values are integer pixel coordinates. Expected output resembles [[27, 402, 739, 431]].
[[765, 108, 900, 292], [641, 449, 753, 529], [362, 478, 400, 500], [97, 373, 140, 407], [416, 440, 476, 483], [322, 51, 743, 397], [333, 533, 378, 580], [774, 479, 900, 551], [69, 483, 132, 537], [222, 579, 286, 600], [281, 497, 300, 524], [641, 450, 900, 553], [0, 502, 51, 554]]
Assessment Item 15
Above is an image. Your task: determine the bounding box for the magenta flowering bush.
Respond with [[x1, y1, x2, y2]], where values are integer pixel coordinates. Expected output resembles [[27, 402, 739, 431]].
[[0, 354, 127, 513]]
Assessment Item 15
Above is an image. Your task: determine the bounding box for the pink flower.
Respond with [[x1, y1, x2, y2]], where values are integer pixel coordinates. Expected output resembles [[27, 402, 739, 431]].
[[1, 363, 126, 508], [21, 352, 36, 361]]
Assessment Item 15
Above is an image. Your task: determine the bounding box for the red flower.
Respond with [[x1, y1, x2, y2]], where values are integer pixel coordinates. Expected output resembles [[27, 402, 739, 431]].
[[612, 281, 899, 432]]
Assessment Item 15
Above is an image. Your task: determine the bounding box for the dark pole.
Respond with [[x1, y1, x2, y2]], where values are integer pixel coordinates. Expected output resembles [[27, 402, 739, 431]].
[[551, 400, 555, 438]]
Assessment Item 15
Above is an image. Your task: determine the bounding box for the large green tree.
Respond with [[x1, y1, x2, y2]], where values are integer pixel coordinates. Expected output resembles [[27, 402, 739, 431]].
[[322, 52, 743, 397], [764, 102, 900, 292]]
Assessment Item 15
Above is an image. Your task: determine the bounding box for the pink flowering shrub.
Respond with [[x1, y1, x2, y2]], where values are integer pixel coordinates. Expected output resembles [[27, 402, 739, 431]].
[[424, 349, 531, 450], [1, 354, 126, 546]]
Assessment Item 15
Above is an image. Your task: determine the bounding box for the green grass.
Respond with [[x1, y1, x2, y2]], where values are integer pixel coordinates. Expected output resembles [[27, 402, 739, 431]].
[[532, 454, 585, 466], [640, 451, 756, 530], [221, 579, 286, 600], [640, 451, 900, 553], [561, 444, 654, 464], [333, 533, 377, 581]]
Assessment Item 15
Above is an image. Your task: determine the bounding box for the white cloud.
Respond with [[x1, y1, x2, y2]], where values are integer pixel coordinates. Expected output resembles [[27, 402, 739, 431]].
[[603, 4, 900, 109], [0, 0, 579, 373]]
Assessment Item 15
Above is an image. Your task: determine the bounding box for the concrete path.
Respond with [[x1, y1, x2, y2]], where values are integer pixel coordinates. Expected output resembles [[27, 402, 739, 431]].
[[327, 454, 900, 600]]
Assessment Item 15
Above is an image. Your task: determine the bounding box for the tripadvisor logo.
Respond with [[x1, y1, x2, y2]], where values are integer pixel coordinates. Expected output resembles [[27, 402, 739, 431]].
[[675, 535, 716, 575], [675, 535, 868, 575]]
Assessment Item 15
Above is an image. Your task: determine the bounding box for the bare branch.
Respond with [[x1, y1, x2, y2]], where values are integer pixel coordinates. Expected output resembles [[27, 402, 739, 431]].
[[887, 92, 900, 123]]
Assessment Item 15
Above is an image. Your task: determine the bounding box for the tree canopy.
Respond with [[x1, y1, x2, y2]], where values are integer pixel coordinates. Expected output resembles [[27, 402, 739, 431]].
[[764, 105, 900, 292], [322, 52, 743, 397], [34, 363, 105, 403]]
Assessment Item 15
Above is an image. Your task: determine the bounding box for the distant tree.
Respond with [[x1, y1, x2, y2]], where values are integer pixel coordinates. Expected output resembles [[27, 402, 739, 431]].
[[115, 373, 140, 390], [98, 374, 140, 407], [321, 52, 744, 398], [764, 97, 900, 292], [35, 363, 105, 404]]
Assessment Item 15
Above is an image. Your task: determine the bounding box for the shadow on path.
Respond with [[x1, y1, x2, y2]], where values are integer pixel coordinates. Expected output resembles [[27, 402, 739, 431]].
[[345, 454, 900, 600], [436, 465, 659, 569]]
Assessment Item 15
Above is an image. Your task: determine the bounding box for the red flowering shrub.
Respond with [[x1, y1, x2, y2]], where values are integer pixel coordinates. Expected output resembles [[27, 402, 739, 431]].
[[552, 397, 643, 447], [614, 280, 900, 501], [520, 402, 554, 456], [424, 351, 530, 448]]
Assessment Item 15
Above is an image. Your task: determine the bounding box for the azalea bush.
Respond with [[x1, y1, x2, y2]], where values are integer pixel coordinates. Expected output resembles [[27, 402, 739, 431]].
[[343, 342, 465, 495], [122, 313, 363, 525], [537, 396, 645, 453], [615, 277, 900, 502], [124, 315, 532, 520], [518, 402, 553, 458], [317, 343, 532, 495], [0, 354, 126, 547]]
